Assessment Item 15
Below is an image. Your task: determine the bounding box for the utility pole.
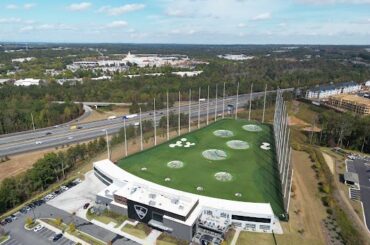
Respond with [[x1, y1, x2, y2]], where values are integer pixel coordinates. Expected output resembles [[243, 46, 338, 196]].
[[198, 87, 201, 128], [31, 113, 35, 131], [235, 82, 239, 120], [206, 85, 210, 125], [248, 83, 253, 121], [153, 97, 157, 146], [222, 82, 225, 119], [105, 129, 110, 160], [123, 118, 127, 157], [262, 84, 267, 123], [188, 89, 192, 132], [166, 91, 169, 140], [215, 84, 218, 122], [178, 91, 181, 136], [139, 107, 143, 151]]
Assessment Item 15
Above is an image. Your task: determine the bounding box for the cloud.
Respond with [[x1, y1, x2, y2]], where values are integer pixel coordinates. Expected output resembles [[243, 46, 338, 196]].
[[67, 2, 92, 11], [24, 3, 36, 9], [251, 12, 271, 21], [6, 4, 18, 10], [106, 21, 128, 28], [0, 18, 22, 24], [238, 23, 247, 28], [20, 23, 76, 32], [165, 8, 187, 17], [98, 4, 145, 16]]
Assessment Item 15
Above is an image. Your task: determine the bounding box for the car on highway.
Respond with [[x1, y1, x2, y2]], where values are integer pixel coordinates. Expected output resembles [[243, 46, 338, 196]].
[[33, 224, 44, 232], [46, 132, 52, 135], [35, 141, 43, 145], [67, 136, 73, 140]]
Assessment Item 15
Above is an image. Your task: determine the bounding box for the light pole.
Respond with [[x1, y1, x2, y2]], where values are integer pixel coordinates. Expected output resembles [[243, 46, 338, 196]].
[[215, 84, 218, 122], [31, 113, 35, 131], [262, 84, 267, 123]]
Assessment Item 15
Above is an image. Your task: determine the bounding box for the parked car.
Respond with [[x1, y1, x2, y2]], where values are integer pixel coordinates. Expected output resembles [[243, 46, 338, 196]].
[[60, 186, 69, 191], [0, 220, 7, 226], [20, 207, 28, 214], [33, 224, 44, 232], [10, 214, 18, 221], [4, 217, 13, 223], [52, 233, 63, 242], [83, 203, 90, 209]]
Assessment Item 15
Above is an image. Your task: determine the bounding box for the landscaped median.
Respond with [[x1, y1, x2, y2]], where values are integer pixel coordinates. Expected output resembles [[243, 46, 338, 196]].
[[0, 234, 10, 245], [86, 207, 127, 228], [38, 218, 106, 245]]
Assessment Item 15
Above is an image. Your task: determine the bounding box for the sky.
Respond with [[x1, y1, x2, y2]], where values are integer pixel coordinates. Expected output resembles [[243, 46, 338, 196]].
[[0, 0, 369, 44]]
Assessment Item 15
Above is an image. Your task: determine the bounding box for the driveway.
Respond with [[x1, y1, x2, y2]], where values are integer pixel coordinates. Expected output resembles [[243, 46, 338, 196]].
[[48, 171, 106, 215]]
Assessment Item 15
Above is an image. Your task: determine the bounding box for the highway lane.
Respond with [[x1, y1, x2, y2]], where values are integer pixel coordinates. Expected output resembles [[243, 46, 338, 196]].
[[0, 89, 292, 156]]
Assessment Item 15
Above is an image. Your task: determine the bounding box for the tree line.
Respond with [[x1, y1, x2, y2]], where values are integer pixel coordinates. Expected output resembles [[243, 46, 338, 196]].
[[0, 137, 106, 215], [0, 95, 83, 135]]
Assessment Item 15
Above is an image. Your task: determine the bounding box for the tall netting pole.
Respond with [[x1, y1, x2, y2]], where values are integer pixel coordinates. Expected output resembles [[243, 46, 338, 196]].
[[215, 84, 218, 122], [178, 91, 181, 136], [139, 107, 143, 151], [198, 87, 201, 128], [123, 118, 127, 157], [153, 97, 157, 146], [166, 91, 169, 140], [235, 82, 239, 120], [188, 89, 192, 132], [248, 83, 253, 121], [262, 84, 267, 123], [206, 85, 210, 125], [222, 82, 226, 119]]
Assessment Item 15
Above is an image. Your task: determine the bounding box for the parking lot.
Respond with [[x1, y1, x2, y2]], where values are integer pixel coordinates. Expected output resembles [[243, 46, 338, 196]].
[[1, 173, 138, 245], [346, 155, 370, 231], [48, 171, 106, 216]]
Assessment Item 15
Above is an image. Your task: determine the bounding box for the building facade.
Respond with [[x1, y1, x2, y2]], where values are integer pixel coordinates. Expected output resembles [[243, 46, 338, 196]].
[[327, 94, 370, 115], [305, 81, 361, 99], [93, 160, 280, 242]]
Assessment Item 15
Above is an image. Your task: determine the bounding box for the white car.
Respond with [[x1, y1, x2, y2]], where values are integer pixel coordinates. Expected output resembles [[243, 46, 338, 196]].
[[60, 186, 69, 191], [67, 136, 73, 140], [35, 141, 42, 145], [33, 224, 44, 232]]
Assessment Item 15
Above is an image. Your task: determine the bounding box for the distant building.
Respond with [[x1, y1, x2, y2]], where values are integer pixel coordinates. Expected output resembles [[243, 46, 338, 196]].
[[217, 54, 254, 61], [365, 81, 370, 87], [305, 81, 361, 99], [14, 78, 41, 86], [0, 79, 10, 84], [327, 94, 370, 115], [11, 57, 35, 63]]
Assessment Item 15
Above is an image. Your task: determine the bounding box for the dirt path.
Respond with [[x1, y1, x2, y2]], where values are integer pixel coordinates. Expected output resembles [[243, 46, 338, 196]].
[[282, 150, 327, 244], [322, 152, 335, 174]]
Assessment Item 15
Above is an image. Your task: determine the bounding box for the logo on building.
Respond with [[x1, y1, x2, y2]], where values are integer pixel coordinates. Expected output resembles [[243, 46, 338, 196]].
[[134, 205, 148, 219]]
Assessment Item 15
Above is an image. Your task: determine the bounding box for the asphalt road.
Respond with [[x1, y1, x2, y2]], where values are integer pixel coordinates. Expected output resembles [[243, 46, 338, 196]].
[[0, 89, 292, 156], [349, 158, 370, 231], [2, 203, 138, 245]]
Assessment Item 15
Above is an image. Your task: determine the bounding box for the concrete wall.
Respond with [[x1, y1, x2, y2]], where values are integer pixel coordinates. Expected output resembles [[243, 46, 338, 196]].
[[109, 202, 128, 216], [96, 194, 112, 206], [163, 216, 195, 241]]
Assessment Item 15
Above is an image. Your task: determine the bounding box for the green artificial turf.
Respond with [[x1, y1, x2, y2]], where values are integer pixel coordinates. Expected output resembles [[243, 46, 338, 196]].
[[117, 119, 285, 215]]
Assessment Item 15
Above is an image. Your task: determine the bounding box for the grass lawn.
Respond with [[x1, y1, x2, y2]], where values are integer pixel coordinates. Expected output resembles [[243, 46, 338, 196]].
[[121, 223, 151, 239], [86, 208, 127, 228], [118, 118, 284, 215]]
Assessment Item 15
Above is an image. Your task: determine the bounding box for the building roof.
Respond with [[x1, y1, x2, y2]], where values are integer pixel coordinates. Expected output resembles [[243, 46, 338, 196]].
[[330, 94, 370, 105], [344, 172, 359, 184], [308, 81, 359, 92], [94, 159, 275, 225]]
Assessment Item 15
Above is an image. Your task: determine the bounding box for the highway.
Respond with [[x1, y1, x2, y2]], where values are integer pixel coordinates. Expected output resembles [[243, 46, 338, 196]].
[[0, 89, 292, 156]]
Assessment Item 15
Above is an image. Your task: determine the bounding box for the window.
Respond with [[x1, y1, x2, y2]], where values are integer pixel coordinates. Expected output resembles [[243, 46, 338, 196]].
[[152, 212, 163, 223], [231, 215, 271, 224]]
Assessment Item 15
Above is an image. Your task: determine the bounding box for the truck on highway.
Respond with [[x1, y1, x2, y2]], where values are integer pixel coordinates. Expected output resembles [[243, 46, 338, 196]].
[[107, 115, 117, 120], [70, 125, 77, 130], [123, 114, 138, 120]]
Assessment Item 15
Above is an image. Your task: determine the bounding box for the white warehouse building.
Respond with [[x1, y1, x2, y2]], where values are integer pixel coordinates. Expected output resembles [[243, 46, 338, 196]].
[[14, 78, 41, 86]]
